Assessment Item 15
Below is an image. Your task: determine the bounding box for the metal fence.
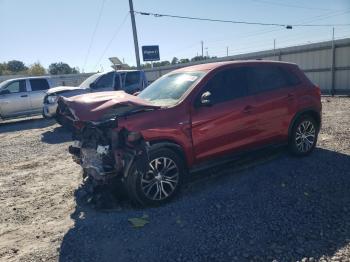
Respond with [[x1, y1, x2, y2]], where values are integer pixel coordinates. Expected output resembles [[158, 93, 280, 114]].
[[1, 38, 349, 95], [144, 38, 350, 95]]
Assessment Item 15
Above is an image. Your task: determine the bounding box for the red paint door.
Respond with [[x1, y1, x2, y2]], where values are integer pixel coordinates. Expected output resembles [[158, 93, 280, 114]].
[[190, 67, 258, 163], [191, 96, 258, 162], [246, 64, 299, 145]]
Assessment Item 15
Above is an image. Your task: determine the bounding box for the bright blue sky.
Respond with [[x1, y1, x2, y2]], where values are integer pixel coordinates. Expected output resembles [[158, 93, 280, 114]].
[[0, 0, 349, 73]]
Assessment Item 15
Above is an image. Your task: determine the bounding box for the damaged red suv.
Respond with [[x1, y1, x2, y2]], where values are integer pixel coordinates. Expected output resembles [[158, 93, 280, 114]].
[[63, 61, 321, 206]]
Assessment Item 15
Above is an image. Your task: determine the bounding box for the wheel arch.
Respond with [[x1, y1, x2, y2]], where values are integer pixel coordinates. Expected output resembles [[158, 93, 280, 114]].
[[148, 140, 189, 170], [288, 108, 321, 141]]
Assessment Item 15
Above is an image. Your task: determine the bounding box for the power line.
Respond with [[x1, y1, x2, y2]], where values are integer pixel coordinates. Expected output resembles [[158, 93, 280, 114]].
[[94, 12, 130, 71], [82, 0, 106, 72], [135, 11, 292, 28], [135, 11, 350, 28], [250, 0, 343, 12]]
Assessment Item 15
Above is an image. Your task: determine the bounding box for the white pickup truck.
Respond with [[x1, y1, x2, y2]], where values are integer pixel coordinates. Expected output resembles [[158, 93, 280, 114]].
[[0, 77, 52, 119], [43, 70, 147, 121]]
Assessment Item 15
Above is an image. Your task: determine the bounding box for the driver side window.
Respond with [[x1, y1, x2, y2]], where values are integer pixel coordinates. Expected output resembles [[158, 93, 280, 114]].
[[201, 68, 249, 105], [3, 80, 27, 94]]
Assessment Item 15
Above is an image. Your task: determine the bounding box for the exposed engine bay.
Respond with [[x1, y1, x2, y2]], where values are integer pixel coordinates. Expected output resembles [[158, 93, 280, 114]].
[[69, 118, 150, 183], [57, 91, 161, 184]]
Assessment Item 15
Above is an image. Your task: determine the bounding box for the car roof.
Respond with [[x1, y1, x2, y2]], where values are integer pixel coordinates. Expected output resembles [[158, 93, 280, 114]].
[[174, 60, 297, 73], [3, 76, 50, 81], [117, 69, 141, 73]]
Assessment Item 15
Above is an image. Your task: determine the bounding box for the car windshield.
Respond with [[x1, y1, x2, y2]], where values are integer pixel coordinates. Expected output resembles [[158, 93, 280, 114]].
[[0, 79, 13, 89], [138, 71, 205, 106], [79, 73, 102, 89]]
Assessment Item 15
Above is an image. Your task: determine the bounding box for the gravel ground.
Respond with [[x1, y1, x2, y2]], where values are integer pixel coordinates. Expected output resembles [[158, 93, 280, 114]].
[[0, 97, 349, 262]]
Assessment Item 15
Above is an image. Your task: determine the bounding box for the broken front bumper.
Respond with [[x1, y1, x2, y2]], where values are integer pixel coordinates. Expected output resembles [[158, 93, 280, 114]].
[[69, 137, 149, 183], [69, 142, 116, 181]]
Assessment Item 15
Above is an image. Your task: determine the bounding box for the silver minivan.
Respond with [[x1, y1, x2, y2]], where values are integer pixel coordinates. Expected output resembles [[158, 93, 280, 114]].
[[0, 77, 52, 119]]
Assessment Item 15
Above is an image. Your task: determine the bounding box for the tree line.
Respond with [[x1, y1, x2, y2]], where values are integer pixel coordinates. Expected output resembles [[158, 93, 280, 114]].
[[134, 55, 218, 69], [0, 60, 80, 76], [1, 55, 217, 76]]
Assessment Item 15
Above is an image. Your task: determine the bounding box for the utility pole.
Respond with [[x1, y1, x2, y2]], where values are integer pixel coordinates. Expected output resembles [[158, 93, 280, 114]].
[[331, 27, 335, 96], [201, 41, 204, 58], [226, 46, 229, 57], [273, 39, 276, 58], [129, 0, 141, 69]]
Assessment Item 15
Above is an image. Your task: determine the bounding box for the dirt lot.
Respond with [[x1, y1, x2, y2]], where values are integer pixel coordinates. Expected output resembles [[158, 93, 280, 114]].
[[0, 97, 349, 262]]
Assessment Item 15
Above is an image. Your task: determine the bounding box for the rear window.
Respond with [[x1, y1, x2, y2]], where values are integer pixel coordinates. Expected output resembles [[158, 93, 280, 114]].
[[30, 79, 49, 91]]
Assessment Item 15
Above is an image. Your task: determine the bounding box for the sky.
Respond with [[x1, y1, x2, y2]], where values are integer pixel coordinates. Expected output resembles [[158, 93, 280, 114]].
[[0, 0, 349, 73]]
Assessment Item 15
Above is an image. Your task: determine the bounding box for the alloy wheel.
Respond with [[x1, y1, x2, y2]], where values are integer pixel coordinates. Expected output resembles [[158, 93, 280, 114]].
[[295, 120, 316, 153], [140, 157, 179, 201]]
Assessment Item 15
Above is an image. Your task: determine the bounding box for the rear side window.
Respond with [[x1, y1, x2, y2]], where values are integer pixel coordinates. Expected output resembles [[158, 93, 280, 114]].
[[125, 72, 140, 87], [281, 68, 302, 86], [30, 79, 49, 91], [202, 67, 249, 104], [249, 66, 288, 92], [4, 80, 26, 93]]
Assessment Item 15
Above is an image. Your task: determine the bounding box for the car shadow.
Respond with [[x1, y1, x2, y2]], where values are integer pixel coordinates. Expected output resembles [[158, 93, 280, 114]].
[[41, 126, 72, 144], [0, 116, 56, 133], [59, 148, 350, 262]]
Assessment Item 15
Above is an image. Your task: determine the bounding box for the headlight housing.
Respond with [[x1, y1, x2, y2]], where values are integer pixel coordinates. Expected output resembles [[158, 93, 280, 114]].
[[47, 95, 58, 104]]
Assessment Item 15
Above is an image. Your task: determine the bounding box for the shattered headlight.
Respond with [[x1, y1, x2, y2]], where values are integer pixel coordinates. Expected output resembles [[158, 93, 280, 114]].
[[47, 95, 58, 104]]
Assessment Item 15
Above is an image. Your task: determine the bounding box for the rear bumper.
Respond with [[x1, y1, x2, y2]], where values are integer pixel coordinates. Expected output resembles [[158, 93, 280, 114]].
[[43, 103, 58, 118]]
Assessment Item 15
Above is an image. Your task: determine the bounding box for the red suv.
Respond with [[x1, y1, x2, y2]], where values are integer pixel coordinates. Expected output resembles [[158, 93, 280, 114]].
[[64, 60, 321, 206]]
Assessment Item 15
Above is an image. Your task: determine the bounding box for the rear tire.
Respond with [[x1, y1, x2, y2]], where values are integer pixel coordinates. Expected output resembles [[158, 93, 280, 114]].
[[124, 147, 184, 207], [289, 115, 319, 156]]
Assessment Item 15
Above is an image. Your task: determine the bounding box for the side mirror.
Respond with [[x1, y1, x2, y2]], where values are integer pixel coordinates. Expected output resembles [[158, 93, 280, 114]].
[[200, 91, 212, 106], [0, 89, 10, 95], [89, 82, 96, 89]]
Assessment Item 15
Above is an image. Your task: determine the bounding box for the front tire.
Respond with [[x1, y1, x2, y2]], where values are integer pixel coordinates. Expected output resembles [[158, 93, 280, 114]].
[[55, 113, 73, 130], [289, 115, 319, 156], [124, 147, 184, 206]]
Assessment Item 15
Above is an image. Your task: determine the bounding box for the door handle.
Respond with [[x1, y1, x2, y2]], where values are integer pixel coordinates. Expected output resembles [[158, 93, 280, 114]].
[[242, 105, 254, 113], [20, 94, 28, 98]]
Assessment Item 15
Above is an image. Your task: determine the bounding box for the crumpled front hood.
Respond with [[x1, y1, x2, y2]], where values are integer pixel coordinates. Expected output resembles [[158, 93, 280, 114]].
[[46, 86, 83, 95], [62, 91, 159, 122]]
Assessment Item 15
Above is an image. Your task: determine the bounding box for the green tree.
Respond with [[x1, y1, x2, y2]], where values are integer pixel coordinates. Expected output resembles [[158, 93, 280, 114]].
[[179, 58, 190, 64], [7, 60, 27, 73], [28, 62, 46, 76], [0, 63, 7, 75], [48, 62, 77, 75], [171, 57, 178, 65], [141, 63, 152, 69], [191, 56, 205, 62]]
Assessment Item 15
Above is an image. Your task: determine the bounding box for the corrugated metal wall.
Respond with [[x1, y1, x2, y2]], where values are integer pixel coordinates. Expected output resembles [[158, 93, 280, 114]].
[[144, 38, 350, 94]]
